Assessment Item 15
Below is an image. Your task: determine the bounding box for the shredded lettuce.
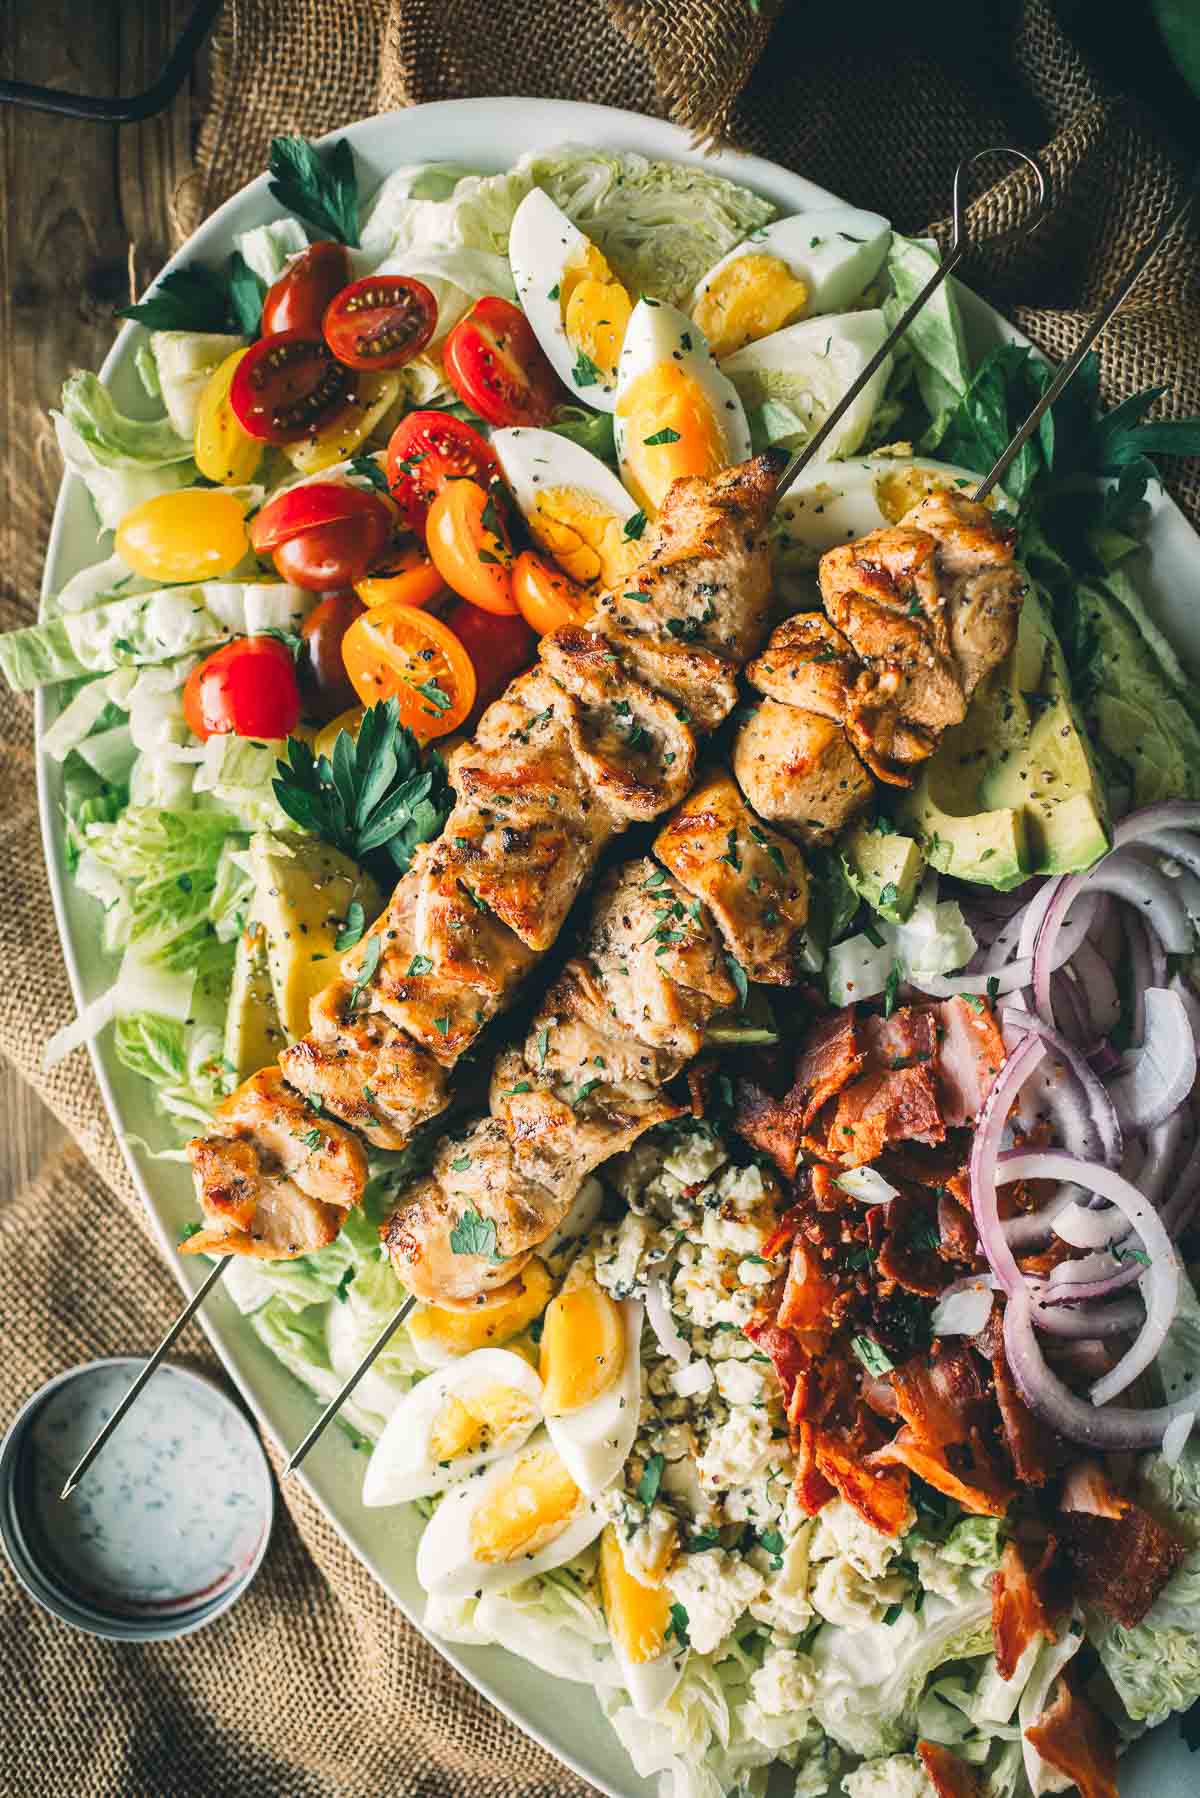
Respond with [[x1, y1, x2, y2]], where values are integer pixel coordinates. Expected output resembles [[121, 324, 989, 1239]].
[[59, 370, 194, 471], [112, 1013, 229, 1130], [826, 873, 976, 1006], [520, 146, 775, 309], [147, 330, 246, 437], [53, 394, 196, 533], [883, 235, 971, 450], [360, 163, 530, 264], [234, 217, 309, 286]]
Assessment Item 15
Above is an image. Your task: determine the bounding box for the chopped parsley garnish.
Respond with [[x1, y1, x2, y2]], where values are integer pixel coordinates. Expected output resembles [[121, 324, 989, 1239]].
[[851, 1334, 895, 1377], [449, 1208, 504, 1263], [667, 1602, 690, 1649], [334, 901, 366, 951], [643, 427, 682, 445], [348, 453, 390, 493], [347, 934, 381, 1011], [883, 962, 902, 1018], [407, 953, 434, 977], [571, 348, 602, 387], [623, 509, 648, 541], [334, 1267, 356, 1304], [637, 1452, 665, 1507], [726, 954, 749, 1010], [450, 1154, 473, 1172]]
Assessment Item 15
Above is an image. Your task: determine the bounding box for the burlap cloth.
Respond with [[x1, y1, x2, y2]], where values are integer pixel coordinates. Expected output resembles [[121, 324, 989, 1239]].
[[1, 3, 1197, 1793]]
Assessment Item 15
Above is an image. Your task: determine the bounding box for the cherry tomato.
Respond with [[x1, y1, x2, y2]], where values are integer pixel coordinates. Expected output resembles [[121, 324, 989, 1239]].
[[354, 543, 445, 610], [183, 637, 300, 741], [385, 410, 498, 534], [251, 482, 394, 591], [313, 705, 365, 760], [323, 276, 438, 372], [425, 478, 516, 614], [445, 599, 536, 729], [194, 348, 263, 485], [511, 550, 589, 636], [298, 592, 365, 722], [280, 376, 398, 476], [229, 330, 350, 443], [443, 295, 562, 427], [116, 489, 248, 583], [261, 241, 352, 338], [341, 602, 477, 740]]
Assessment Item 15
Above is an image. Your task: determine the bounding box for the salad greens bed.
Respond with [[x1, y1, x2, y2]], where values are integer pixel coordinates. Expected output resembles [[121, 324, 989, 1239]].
[[9, 132, 1200, 1798]]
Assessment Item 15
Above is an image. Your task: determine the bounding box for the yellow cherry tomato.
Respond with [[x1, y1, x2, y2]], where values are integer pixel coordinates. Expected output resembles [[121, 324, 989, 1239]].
[[194, 347, 263, 485], [313, 705, 366, 760], [511, 550, 589, 636], [115, 488, 249, 583], [354, 543, 446, 610], [281, 376, 400, 475], [425, 479, 517, 615]]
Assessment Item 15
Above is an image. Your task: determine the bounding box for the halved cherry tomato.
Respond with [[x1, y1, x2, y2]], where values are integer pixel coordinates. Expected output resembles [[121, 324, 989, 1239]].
[[425, 479, 516, 614], [354, 543, 445, 610], [511, 550, 588, 636], [445, 599, 536, 729], [341, 602, 477, 740], [194, 348, 263, 485], [250, 482, 394, 591], [183, 636, 301, 741], [385, 410, 498, 534], [262, 242, 352, 338], [323, 276, 438, 372], [443, 296, 562, 427], [299, 591, 365, 722], [229, 331, 350, 443], [281, 375, 399, 476], [116, 488, 248, 583]]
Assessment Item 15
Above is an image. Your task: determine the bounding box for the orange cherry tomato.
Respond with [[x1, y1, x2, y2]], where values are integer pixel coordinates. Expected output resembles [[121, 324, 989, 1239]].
[[354, 544, 446, 610], [511, 550, 588, 636], [425, 479, 516, 615], [341, 601, 477, 740]]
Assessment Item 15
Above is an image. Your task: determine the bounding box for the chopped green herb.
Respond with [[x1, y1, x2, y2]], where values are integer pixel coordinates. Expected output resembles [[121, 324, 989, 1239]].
[[449, 1208, 504, 1263], [637, 1452, 665, 1507]]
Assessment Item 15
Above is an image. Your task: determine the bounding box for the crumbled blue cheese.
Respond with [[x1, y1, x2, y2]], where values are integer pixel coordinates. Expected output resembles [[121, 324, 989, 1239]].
[[750, 1646, 820, 1717], [665, 1549, 765, 1655], [810, 1555, 908, 1628], [841, 1754, 939, 1798], [696, 1407, 780, 1491], [811, 1496, 912, 1578]]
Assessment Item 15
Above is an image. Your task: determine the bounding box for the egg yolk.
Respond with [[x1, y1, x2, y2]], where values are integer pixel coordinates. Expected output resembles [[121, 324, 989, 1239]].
[[692, 254, 809, 360], [875, 468, 994, 524], [617, 362, 729, 514], [408, 1259, 553, 1359], [529, 488, 643, 589], [539, 1282, 625, 1416], [468, 1442, 582, 1563], [428, 1384, 539, 1464], [600, 1526, 673, 1665], [561, 243, 633, 386]]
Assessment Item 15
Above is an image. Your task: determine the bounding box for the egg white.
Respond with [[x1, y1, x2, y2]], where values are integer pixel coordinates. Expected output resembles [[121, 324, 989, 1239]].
[[509, 187, 625, 410], [541, 1175, 606, 1270], [614, 301, 751, 507], [720, 309, 891, 460], [692, 206, 891, 323], [774, 454, 1011, 567], [362, 1347, 542, 1507], [615, 1639, 687, 1718], [545, 1298, 643, 1497], [492, 427, 636, 534], [416, 1429, 604, 1598]]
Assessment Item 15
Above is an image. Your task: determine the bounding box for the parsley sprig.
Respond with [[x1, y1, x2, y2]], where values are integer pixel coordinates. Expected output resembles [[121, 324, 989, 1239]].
[[119, 250, 265, 335], [273, 698, 452, 883], [267, 134, 361, 246]]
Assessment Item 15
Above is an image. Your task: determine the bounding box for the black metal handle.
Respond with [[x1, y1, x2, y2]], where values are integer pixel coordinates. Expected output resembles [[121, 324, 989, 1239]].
[[0, 0, 222, 122]]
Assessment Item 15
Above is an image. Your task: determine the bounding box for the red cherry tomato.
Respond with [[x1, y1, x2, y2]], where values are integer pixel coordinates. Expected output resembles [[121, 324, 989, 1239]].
[[385, 410, 499, 534], [443, 296, 563, 427], [250, 481, 395, 591], [183, 637, 301, 741], [298, 591, 365, 722], [261, 242, 352, 338], [229, 331, 350, 444], [444, 598, 536, 731], [323, 276, 438, 372]]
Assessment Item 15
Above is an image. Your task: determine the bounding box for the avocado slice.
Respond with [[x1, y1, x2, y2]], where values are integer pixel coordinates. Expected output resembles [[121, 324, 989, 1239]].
[[897, 584, 1109, 887], [842, 820, 926, 922], [1074, 577, 1200, 807], [224, 917, 287, 1082], [249, 833, 384, 1041]]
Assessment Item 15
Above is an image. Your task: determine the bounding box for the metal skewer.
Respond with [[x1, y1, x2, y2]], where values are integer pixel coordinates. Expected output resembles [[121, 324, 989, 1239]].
[[279, 144, 1051, 1481], [60, 1255, 230, 1499]]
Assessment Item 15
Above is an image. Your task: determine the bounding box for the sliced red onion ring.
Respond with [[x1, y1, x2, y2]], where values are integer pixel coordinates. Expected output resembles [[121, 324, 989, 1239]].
[[970, 1032, 1048, 1296], [998, 1011, 1122, 1167], [1114, 803, 1200, 847], [1107, 987, 1196, 1130], [1003, 1183, 1084, 1252], [1049, 970, 1091, 1047], [645, 1278, 691, 1367], [1004, 1287, 1200, 1450], [1159, 1104, 1200, 1238], [908, 960, 1033, 1000], [1069, 940, 1120, 1040], [1026, 1288, 1144, 1338], [997, 1151, 1179, 1405], [1162, 1411, 1196, 1467], [1086, 851, 1194, 952]]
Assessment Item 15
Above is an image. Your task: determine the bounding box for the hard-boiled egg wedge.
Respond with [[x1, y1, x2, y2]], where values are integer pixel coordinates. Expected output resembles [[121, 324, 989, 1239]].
[[774, 454, 1011, 568], [509, 187, 634, 410], [407, 1259, 554, 1369], [599, 1525, 685, 1717], [615, 300, 751, 515], [721, 310, 891, 460], [540, 1174, 606, 1272], [362, 1347, 542, 1506], [691, 206, 891, 357], [416, 1432, 603, 1598], [541, 1273, 642, 1496], [492, 428, 643, 592]]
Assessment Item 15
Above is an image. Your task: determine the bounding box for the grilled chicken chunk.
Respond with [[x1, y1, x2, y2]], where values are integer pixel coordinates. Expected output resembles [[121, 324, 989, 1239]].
[[654, 769, 811, 983], [528, 959, 683, 1094], [279, 979, 447, 1150], [734, 697, 874, 843], [744, 613, 862, 721], [184, 1069, 367, 1259], [490, 1046, 684, 1189], [907, 489, 1027, 697]]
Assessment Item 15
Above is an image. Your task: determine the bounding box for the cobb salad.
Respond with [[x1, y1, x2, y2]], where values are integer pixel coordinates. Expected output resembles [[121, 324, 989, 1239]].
[[11, 130, 1200, 1798]]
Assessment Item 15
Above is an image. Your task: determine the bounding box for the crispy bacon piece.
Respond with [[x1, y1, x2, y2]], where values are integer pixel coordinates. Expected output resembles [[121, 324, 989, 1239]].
[[991, 1334, 1060, 1486], [733, 1010, 865, 1178], [937, 996, 1005, 1125], [891, 1342, 987, 1446], [917, 1742, 983, 1798], [992, 1537, 1060, 1679], [744, 1310, 808, 1408], [937, 1190, 979, 1264], [814, 1429, 912, 1535], [1057, 1458, 1187, 1626], [825, 1061, 945, 1166], [1023, 1674, 1118, 1798], [870, 1427, 1014, 1516], [777, 1237, 839, 1342], [793, 1421, 838, 1513], [876, 1191, 946, 1296]]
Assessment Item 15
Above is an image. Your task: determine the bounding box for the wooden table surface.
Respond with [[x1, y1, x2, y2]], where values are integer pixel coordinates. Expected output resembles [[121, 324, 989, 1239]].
[[0, 0, 203, 1196]]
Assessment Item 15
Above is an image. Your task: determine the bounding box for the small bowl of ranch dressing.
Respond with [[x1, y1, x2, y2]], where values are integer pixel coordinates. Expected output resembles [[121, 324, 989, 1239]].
[[0, 1357, 274, 1640]]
